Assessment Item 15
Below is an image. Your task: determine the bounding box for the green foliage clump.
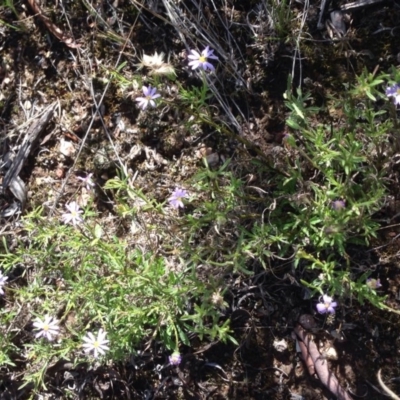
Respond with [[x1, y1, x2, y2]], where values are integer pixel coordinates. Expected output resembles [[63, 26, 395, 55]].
[[0, 204, 235, 391]]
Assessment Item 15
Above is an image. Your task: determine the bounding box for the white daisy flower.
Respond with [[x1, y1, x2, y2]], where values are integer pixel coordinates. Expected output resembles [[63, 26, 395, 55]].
[[188, 46, 218, 71], [33, 315, 60, 341], [61, 201, 83, 226], [82, 329, 110, 358], [0, 271, 8, 295]]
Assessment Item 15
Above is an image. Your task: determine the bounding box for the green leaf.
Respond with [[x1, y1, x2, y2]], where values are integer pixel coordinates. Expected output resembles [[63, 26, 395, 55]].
[[366, 91, 377, 102], [292, 103, 305, 119], [94, 224, 103, 239], [286, 119, 301, 130]]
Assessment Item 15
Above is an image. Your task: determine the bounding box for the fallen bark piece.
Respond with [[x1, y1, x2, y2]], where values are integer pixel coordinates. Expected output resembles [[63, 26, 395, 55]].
[[2, 103, 56, 192], [1, 103, 56, 211], [26, 0, 80, 48], [294, 322, 352, 400], [296, 334, 316, 376], [9, 175, 27, 211]]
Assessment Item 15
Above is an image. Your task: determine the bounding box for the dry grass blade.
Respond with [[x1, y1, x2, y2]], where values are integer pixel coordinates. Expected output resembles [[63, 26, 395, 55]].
[[377, 369, 400, 400]]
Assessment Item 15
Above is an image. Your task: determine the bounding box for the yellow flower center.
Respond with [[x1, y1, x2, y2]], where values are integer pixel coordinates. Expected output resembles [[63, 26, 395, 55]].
[[93, 340, 99, 348], [43, 324, 49, 331], [199, 55, 207, 63]]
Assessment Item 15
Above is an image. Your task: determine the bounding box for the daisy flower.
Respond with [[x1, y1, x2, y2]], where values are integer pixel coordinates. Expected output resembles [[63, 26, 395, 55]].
[[136, 86, 161, 110], [82, 329, 110, 358], [168, 188, 188, 209], [331, 199, 346, 211], [77, 173, 95, 191], [33, 315, 60, 341], [169, 352, 182, 366], [61, 201, 83, 226], [139, 51, 165, 69], [366, 278, 382, 290], [316, 294, 338, 314], [188, 46, 218, 71], [386, 83, 400, 106], [137, 52, 175, 76], [0, 271, 8, 295]]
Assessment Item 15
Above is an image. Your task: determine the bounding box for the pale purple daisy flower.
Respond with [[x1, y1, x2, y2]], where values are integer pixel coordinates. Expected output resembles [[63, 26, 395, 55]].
[[367, 278, 382, 289], [169, 352, 182, 366], [82, 329, 110, 358], [77, 173, 95, 191], [188, 46, 218, 71], [168, 188, 188, 209], [316, 294, 337, 314], [386, 84, 400, 106], [0, 271, 8, 295], [136, 86, 161, 110], [331, 200, 346, 211], [33, 315, 60, 341], [61, 201, 83, 226]]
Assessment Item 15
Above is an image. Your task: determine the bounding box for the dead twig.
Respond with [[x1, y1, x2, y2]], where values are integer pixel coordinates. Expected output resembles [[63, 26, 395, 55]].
[[294, 321, 352, 400], [25, 0, 80, 48]]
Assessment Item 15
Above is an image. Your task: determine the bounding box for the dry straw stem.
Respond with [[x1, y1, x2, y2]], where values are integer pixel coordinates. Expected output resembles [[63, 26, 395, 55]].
[[377, 369, 400, 400], [49, 18, 139, 214]]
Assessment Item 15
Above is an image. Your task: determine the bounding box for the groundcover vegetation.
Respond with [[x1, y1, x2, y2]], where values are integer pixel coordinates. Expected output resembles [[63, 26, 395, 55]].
[[1, 0, 400, 398]]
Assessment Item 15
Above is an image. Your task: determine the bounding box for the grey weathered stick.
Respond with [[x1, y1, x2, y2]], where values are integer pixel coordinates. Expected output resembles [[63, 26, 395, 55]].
[[318, 0, 331, 30], [340, 0, 385, 11], [2, 103, 56, 195]]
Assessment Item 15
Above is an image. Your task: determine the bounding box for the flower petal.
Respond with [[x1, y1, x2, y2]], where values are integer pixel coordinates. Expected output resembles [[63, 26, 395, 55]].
[[149, 87, 157, 97], [97, 329, 107, 341], [322, 294, 332, 304], [316, 303, 327, 313], [142, 86, 149, 95], [202, 46, 210, 56], [83, 332, 96, 343], [188, 50, 201, 58]]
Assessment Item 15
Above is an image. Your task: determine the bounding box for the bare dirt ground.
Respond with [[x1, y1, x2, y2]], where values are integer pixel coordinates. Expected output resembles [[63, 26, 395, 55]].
[[2, 0, 400, 399]]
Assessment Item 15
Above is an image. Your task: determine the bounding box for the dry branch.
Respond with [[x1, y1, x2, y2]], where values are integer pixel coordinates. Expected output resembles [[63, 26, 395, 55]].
[[294, 322, 352, 400], [26, 0, 80, 48]]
